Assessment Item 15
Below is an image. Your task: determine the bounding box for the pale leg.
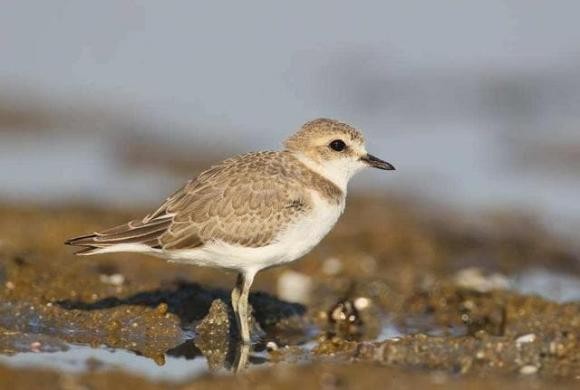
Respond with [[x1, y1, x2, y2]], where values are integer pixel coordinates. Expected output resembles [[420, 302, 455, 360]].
[[231, 274, 242, 318], [231, 271, 255, 345]]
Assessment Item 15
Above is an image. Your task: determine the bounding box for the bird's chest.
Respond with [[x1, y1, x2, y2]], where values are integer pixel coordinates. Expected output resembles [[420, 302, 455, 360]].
[[276, 193, 345, 263]]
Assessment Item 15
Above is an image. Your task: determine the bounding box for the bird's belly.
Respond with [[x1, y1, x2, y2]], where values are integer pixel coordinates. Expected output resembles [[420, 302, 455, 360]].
[[166, 195, 345, 273], [272, 198, 344, 265]]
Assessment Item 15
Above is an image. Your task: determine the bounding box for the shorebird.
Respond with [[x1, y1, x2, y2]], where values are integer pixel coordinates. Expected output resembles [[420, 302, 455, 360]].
[[66, 118, 395, 345]]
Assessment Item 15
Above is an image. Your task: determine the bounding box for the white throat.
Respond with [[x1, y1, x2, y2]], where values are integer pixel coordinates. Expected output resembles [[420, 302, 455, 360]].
[[293, 152, 364, 194]]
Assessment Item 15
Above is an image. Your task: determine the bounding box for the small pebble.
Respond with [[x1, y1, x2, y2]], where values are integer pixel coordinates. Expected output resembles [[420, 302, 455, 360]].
[[322, 257, 343, 275], [156, 302, 168, 315], [516, 333, 536, 346], [549, 341, 564, 355], [353, 297, 371, 310], [520, 365, 539, 375], [99, 273, 125, 286], [266, 341, 279, 351], [454, 267, 510, 292], [329, 300, 360, 326], [277, 270, 312, 304], [30, 341, 42, 353], [5, 281, 15, 290]]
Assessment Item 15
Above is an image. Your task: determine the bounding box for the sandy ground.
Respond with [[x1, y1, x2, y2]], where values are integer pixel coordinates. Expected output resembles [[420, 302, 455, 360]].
[[0, 195, 578, 388]]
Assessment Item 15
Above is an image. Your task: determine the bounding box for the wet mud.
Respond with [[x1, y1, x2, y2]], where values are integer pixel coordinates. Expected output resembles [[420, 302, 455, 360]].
[[0, 196, 579, 388]]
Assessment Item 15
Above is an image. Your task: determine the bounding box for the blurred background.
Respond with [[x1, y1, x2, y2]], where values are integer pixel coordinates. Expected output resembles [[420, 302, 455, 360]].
[[1, 3, 580, 384], [1, 0, 580, 232]]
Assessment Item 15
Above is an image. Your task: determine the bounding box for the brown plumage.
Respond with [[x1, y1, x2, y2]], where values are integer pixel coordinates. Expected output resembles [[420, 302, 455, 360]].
[[66, 150, 342, 254]]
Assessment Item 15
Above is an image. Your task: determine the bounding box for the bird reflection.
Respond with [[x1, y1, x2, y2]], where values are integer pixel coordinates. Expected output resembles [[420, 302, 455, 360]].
[[232, 343, 252, 373], [165, 337, 265, 374]]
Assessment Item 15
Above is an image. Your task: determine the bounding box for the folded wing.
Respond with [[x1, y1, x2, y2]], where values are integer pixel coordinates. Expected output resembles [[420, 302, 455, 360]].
[[65, 152, 311, 255]]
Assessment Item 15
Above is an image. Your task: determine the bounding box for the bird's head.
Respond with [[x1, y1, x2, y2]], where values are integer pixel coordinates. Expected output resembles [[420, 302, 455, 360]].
[[284, 118, 394, 188]]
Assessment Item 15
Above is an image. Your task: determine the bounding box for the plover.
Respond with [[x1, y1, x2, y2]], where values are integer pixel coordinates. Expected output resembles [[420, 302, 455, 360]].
[[66, 118, 395, 345]]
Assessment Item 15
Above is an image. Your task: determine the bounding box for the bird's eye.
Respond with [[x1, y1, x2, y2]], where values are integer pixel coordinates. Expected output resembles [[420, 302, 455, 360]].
[[329, 139, 346, 152]]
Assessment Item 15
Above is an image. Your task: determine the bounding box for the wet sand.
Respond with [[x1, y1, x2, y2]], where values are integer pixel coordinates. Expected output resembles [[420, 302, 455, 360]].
[[0, 196, 578, 388]]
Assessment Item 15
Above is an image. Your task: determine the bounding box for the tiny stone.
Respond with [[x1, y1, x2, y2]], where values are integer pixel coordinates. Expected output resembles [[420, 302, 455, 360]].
[[277, 270, 312, 304], [153, 355, 166, 366], [520, 365, 538, 375], [30, 341, 42, 352], [353, 297, 371, 310], [322, 257, 343, 275], [462, 300, 475, 310], [5, 281, 15, 290], [266, 341, 278, 351], [156, 303, 168, 315], [99, 273, 125, 286], [454, 267, 510, 292], [516, 333, 536, 346]]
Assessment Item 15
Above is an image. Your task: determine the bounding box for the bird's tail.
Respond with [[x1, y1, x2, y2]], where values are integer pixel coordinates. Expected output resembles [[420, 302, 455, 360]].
[[65, 217, 172, 256]]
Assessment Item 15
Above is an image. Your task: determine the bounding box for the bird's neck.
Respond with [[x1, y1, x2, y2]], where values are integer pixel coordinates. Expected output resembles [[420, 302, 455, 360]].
[[291, 152, 350, 195]]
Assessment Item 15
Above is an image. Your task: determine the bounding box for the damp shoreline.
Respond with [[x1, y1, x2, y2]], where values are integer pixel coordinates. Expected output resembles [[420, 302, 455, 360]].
[[0, 196, 578, 388]]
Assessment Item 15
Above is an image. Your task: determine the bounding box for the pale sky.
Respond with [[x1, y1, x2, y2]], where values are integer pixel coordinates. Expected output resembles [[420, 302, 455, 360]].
[[1, 1, 579, 140]]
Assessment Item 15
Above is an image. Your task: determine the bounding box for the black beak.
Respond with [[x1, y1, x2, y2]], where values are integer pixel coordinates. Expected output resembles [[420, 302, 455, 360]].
[[361, 153, 395, 170]]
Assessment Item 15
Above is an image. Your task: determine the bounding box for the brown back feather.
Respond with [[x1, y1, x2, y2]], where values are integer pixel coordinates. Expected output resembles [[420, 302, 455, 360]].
[[66, 151, 343, 254]]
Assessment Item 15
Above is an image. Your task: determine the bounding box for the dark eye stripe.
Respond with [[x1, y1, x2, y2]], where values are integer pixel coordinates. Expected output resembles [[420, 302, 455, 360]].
[[329, 139, 346, 152]]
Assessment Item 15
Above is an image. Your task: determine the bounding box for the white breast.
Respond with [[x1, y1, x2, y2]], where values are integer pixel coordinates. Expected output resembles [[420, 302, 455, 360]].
[[271, 190, 345, 265], [165, 190, 345, 274]]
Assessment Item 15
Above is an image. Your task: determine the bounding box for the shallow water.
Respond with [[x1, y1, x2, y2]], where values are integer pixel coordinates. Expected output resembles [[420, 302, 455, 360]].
[[0, 343, 210, 383], [0, 291, 415, 383], [0, 318, 413, 384], [512, 268, 580, 303]]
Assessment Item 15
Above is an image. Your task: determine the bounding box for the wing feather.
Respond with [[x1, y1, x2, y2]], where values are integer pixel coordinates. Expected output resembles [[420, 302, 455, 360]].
[[66, 151, 324, 254], [158, 152, 313, 250]]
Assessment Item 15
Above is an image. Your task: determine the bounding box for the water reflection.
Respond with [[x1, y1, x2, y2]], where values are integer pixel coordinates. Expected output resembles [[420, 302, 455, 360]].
[[0, 280, 308, 380], [0, 335, 268, 382], [166, 334, 266, 373], [0, 343, 211, 382]]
